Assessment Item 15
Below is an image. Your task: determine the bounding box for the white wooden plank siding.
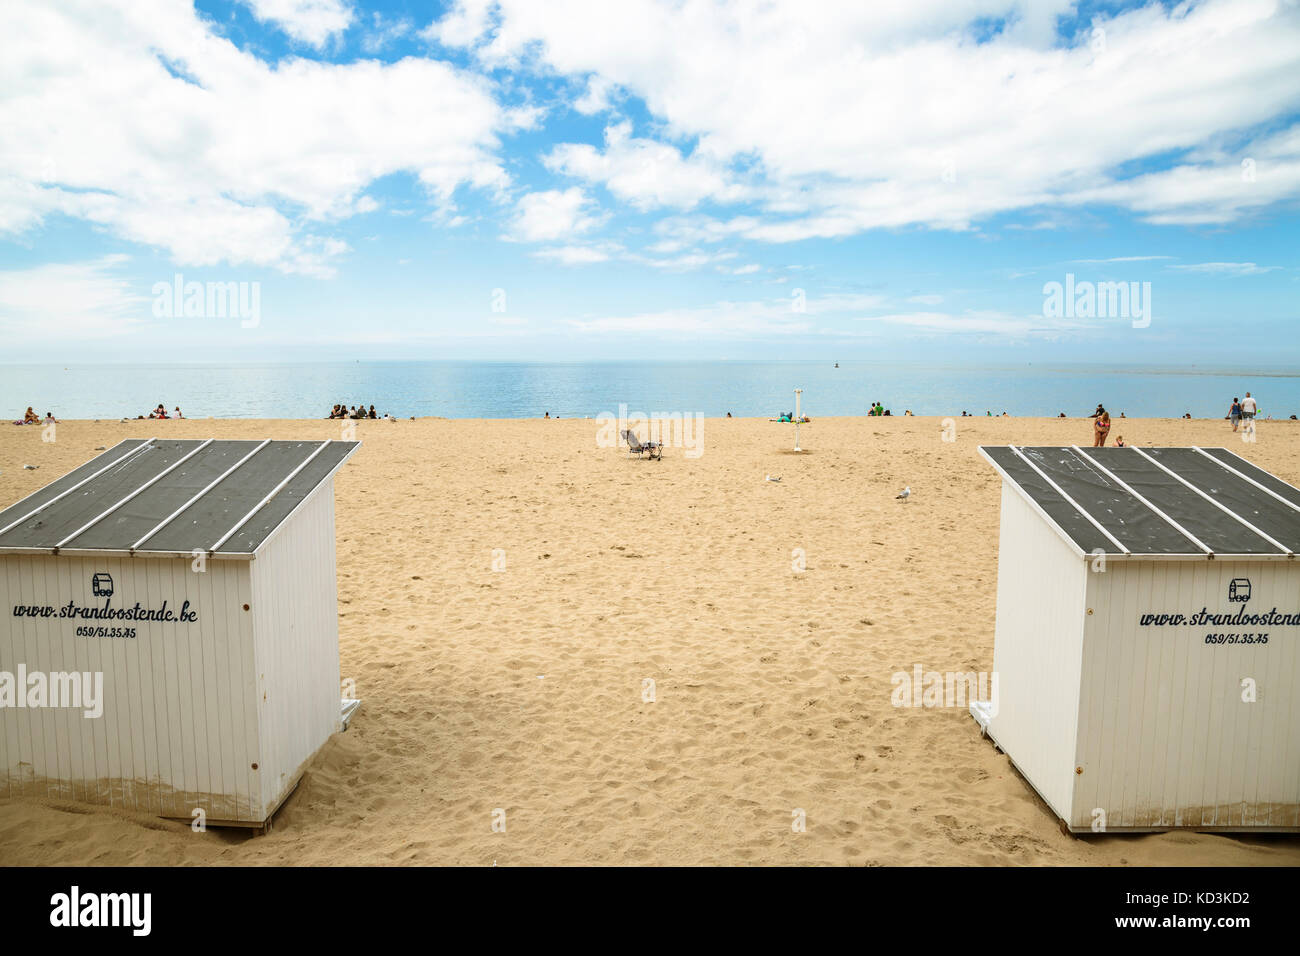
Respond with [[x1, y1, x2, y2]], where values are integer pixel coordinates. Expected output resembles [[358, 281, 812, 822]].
[[0, 554, 258, 820], [981, 445, 1300, 832], [1075, 561, 1300, 829], [985, 484, 1087, 820], [250, 483, 342, 817], [0, 440, 355, 827]]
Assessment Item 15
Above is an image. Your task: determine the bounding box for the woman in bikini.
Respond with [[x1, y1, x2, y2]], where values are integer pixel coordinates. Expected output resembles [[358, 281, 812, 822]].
[[1093, 411, 1111, 446]]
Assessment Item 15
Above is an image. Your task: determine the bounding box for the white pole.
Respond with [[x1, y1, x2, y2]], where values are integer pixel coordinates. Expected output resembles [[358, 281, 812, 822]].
[[794, 388, 803, 452]]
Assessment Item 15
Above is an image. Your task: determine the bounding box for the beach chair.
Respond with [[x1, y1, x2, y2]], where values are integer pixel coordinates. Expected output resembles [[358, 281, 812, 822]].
[[620, 429, 663, 460]]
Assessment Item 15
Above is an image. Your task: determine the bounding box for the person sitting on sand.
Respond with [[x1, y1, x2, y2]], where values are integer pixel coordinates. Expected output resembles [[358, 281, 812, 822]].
[[368, 405, 377, 419], [1093, 411, 1111, 446], [44, 411, 57, 424], [174, 407, 184, 419], [1115, 435, 1125, 447], [22, 406, 39, 424], [1090, 403, 1105, 418]]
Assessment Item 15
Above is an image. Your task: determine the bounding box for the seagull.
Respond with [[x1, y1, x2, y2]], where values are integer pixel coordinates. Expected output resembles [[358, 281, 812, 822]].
[[895, 486, 911, 500]]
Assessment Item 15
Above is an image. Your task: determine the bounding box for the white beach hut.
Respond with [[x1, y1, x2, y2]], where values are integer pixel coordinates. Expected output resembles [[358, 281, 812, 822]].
[[974, 445, 1300, 833], [0, 437, 359, 829]]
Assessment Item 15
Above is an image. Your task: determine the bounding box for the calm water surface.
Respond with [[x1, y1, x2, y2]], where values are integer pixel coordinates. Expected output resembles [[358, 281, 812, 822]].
[[2, 361, 1296, 420]]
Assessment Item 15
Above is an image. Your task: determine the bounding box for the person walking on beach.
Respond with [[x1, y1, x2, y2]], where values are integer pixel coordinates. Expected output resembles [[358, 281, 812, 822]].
[[1229, 397, 1242, 431], [1241, 392, 1257, 421], [1093, 411, 1111, 446]]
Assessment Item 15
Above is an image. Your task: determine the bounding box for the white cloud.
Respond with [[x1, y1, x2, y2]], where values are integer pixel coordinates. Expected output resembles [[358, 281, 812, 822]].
[[573, 75, 616, 115], [1072, 256, 1175, 264], [856, 310, 1088, 336], [239, 0, 355, 48], [546, 121, 749, 210], [360, 13, 414, 53], [509, 188, 605, 241], [433, 0, 1300, 238], [566, 291, 897, 336], [627, 249, 739, 271], [533, 244, 614, 264], [568, 296, 809, 336], [907, 293, 944, 305], [0, 256, 147, 339], [1169, 261, 1281, 276], [732, 264, 760, 275], [1064, 126, 1300, 225], [0, 2, 516, 276]]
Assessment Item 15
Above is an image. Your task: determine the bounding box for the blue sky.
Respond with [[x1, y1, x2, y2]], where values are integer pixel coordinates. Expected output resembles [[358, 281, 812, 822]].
[[1, 0, 1297, 364]]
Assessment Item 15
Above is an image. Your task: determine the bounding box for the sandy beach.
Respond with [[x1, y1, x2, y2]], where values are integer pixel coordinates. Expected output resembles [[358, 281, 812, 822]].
[[2, 414, 1298, 866]]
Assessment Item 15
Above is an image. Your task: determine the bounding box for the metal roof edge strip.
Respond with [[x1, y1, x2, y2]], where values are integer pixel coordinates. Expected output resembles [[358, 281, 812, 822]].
[[130, 438, 273, 552], [1130, 446, 1292, 555], [1100, 551, 1297, 562], [249, 440, 361, 558], [1068, 446, 1213, 555], [1193, 447, 1300, 516], [208, 440, 332, 553], [977, 446, 1088, 559], [55, 439, 214, 550], [1009, 445, 1131, 554], [44, 547, 255, 561], [0, 438, 155, 538]]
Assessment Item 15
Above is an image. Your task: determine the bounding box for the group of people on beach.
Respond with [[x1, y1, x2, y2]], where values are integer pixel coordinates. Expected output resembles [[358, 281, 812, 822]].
[[13, 407, 56, 426], [329, 403, 383, 419], [1087, 390, 1265, 446], [868, 401, 890, 416], [145, 404, 182, 419]]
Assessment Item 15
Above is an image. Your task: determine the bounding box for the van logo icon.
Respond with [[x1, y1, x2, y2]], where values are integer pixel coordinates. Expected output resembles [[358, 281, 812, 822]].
[[91, 572, 114, 598], [1228, 578, 1251, 603]]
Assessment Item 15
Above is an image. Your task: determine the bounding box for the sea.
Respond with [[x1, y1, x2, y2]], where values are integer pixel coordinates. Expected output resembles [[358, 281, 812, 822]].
[[1, 361, 1296, 420]]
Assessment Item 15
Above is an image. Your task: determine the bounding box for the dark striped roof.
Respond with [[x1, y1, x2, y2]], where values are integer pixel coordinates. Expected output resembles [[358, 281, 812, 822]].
[[0, 438, 359, 557], [980, 446, 1300, 558]]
